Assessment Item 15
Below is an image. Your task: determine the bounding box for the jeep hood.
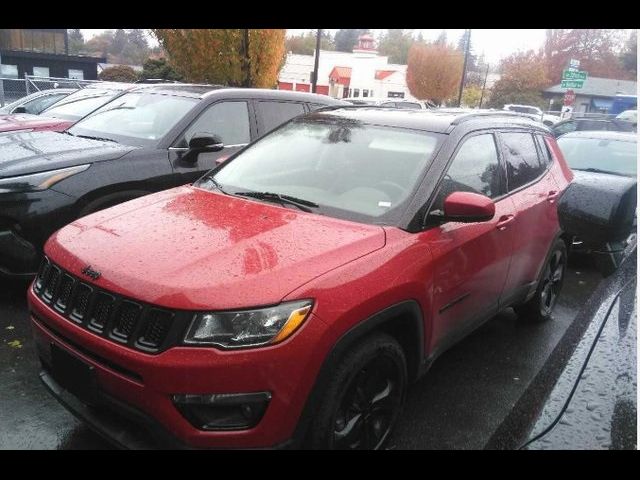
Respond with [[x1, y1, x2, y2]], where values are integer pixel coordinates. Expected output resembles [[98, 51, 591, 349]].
[[0, 113, 71, 133], [46, 185, 386, 310], [0, 130, 135, 177]]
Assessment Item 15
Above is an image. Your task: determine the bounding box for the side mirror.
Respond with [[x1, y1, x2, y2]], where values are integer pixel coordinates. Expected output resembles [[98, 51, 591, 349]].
[[12, 106, 27, 114], [181, 133, 224, 163], [189, 133, 224, 152], [442, 191, 496, 223]]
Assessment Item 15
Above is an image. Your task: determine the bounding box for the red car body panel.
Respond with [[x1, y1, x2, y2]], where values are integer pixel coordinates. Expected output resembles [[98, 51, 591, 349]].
[[29, 298, 332, 448], [28, 126, 573, 448], [45, 185, 386, 311], [0, 113, 72, 133]]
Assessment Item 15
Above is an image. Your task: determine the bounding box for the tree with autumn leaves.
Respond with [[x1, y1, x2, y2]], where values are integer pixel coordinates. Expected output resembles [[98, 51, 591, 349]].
[[152, 29, 286, 88], [489, 29, 635, 108], [406, 43, 463, 106], [544, 29, 633, 84], [487, 50, 550, 109]]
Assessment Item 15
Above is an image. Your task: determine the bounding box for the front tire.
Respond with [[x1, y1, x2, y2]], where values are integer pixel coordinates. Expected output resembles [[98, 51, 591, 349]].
[[514, 238, 567, 322], [307, 333, 407, 450]]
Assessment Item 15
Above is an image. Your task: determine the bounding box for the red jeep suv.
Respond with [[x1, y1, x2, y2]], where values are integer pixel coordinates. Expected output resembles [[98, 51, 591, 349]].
[[28, 108, 573, 449]]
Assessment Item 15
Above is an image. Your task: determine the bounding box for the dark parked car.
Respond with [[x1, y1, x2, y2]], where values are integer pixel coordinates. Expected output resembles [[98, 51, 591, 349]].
[[552, 117, 636, 137], [344, 97, 432, 109], [0, 88, 77, 115], [522, 173, 637, 450], [0, 85, 346, 277], [0, 83, 139, 134], [29, 108, 572, 449], [558, 131, 636, 178], [557, 131, 637, 275]]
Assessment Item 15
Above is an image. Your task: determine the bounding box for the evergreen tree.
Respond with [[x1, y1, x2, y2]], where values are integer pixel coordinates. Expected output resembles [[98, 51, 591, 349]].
[[334, 29, 368, 52], [67, 29, 84, 54]]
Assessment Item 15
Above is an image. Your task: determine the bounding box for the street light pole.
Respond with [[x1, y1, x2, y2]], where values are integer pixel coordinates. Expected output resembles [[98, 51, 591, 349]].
[[456, 29, 471, 108], [312, 29, 322, 93]]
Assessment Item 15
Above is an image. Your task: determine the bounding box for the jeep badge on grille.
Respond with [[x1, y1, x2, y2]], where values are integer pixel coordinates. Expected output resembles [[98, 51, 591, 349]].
[[81, 265, 101, 280]]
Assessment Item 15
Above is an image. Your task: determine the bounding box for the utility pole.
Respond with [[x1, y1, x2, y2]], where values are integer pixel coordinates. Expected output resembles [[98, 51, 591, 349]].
[[479, 63, 490, 108], [241, 29, 251, 87], [0, 51, 4, 107], [456, 29, 471, 107], [312, 29, 322, 93]]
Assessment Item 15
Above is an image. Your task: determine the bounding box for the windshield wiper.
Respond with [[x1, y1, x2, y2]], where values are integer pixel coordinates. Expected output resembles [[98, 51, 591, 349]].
[[574, 167, 628, 176], [206, 177, 230, 196], [234, 191, 318, 213], [75, 134, 117, 143]]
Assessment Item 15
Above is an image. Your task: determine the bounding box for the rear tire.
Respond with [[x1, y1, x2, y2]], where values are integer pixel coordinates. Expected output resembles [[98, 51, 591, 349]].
[[514, 238, 567, 322], [307, 333, 407, 450]]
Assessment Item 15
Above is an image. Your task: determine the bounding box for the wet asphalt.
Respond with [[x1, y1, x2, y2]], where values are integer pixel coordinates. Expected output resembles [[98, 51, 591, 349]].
[[0, 257, 603, 450]]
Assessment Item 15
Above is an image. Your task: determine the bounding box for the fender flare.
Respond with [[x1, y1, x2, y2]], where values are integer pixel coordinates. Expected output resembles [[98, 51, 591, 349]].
[[289, 300, 425, 447]]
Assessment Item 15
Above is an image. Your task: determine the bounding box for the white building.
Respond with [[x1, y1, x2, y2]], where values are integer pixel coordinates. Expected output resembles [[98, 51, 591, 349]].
[[278, 34, 417, 101]]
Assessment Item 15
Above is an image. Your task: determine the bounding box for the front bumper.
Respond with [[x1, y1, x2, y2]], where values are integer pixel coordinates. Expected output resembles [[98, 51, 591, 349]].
[[0, 189, 76, 276], [39, 368, 189, 449], [0, 227, 38, 277], [28, 286, 328, 449]]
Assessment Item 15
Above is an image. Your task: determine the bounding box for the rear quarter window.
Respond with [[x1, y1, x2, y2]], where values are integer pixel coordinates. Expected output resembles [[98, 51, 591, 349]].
[[256, 101, 306, 135], [535, 134, 553, 166], [501, 132, 546, 191]]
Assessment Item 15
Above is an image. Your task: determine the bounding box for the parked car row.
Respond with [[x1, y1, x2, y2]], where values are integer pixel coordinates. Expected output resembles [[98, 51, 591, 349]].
[[0, 84, 346, 276], [0, 83, 142, 134], [0, 88, 78, 116], [551, 115, 637, 138], [1, 82, 635, 449], [343, 97, 436, 109], [503, 104, 561, 126]]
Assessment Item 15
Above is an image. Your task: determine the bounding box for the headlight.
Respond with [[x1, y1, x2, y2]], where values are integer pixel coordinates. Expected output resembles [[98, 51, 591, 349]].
[[183, 300, 313, 349], [0, 164, 90, 194]]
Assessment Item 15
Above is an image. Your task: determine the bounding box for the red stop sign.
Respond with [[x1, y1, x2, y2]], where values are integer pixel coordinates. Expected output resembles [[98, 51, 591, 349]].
[[564, 89, 576, 106]]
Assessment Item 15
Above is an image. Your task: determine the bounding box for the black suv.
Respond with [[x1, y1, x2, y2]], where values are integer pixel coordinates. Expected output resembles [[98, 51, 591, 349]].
[[0, 85, 346, 277], [552, 117, 636, 137]]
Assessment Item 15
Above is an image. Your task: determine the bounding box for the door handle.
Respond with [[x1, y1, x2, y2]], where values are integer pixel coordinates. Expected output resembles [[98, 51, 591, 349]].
[[547, 190, 560, 203], [496, 214, 515, 231]]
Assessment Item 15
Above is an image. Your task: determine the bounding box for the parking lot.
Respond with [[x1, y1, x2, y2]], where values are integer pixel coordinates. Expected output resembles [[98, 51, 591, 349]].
[[0, 257, 602, 450]]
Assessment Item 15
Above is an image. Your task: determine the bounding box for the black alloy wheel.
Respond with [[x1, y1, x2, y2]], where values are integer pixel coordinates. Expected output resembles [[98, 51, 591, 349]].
[[332, 355, 404, 449], [539, 249, 566, 316]]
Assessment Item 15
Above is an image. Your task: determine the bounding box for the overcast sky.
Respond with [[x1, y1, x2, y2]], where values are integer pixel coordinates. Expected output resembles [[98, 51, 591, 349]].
[[81, 29, 549, 65]]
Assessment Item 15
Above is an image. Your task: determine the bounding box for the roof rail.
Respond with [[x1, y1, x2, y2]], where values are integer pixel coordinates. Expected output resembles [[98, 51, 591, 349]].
[[307, 104, 383, 113], [449, 110, 542, 125], [135, 79, 182, 84]]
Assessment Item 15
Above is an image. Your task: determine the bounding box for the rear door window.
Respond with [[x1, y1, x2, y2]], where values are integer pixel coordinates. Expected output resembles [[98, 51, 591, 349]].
[[501, 132, 546, 191], [255, 101, 305, 135]]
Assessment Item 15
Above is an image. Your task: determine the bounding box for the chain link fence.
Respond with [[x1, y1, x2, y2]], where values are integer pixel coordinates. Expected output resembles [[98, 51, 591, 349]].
[[0, 75, 102, 107]]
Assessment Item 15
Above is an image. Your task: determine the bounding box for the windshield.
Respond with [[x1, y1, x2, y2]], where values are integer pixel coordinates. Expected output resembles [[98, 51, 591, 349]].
[[68, 92, 197, 147], [198, 115, 443, 224], [42, 88, 126, 122], [558, 136, 637, 176]]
